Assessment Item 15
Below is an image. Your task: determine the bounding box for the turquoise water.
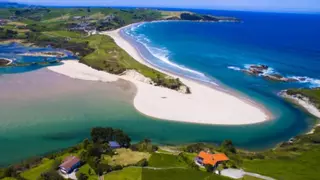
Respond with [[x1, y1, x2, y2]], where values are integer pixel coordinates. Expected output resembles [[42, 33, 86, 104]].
[[0, 11, 319, 166]]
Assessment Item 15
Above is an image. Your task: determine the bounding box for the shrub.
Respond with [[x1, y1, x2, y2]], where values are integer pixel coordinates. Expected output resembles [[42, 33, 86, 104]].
[[77, 173, 88, 180], [136, 158, 148, 167], [39, 170, 64, 180], [112, 165, 123, 171], [51, 159, 62, 170], [204, 164, 214, 172]]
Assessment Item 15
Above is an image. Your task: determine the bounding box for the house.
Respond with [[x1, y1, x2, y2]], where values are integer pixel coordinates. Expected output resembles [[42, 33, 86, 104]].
[[72, 16, 83, 21], [195, 151, 229, 168], [108, 141, 121, 149], [59, 156, 81, 174], [0, 19, 8, 26]]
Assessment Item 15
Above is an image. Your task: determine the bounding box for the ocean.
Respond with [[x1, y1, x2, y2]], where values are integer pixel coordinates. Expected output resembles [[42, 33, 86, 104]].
[[0, 10, 319, 166]]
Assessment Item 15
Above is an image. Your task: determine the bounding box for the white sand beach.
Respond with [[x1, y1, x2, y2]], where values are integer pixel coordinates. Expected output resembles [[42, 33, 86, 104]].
[[48, 27, 272, 125]]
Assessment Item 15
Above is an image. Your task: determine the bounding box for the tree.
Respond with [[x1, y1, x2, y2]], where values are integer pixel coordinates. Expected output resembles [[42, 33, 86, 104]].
[[51, 159, 61, 170], [113, 129, 131, 147], [136, 158, 148, 167], [220, 140, 236, 154], [130, 139, 157, 152], [82, 138, 90, 149], [77, 173, 88, 180], [39, 170, 64, 180], [90, 127, 113, 143]]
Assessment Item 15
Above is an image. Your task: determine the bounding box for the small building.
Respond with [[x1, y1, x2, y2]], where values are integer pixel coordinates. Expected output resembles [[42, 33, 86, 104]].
[[109, 141, 121, 149], [195, 151, 229, 168], [72, 16, 83, 21], [59, 156, 81, 174]]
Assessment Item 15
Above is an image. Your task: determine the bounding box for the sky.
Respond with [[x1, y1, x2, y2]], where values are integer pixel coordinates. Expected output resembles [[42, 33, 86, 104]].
[[5, 0, 320, 12]]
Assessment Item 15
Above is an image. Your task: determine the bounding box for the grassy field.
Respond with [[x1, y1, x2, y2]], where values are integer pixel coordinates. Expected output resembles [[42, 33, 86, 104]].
[[148, 153, 188, 168], [20, 158, 54, 180], [243, 146, 320, 180], [104, 167, 232, 180], [141, 168, 231, 180], [241, 175, 264, 180], [0, 178, 17, 180], [160, 11, 191, 19], [104, 167, 142, 180], [76, 164, 98, 180], [103, 148, 150, 166], [80, 34, 185, 90]]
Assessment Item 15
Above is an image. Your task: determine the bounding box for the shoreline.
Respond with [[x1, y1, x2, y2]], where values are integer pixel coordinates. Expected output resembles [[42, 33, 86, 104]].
[[280, 91, 320, 134], [18, 51, 67, 58], [49, 24, 272, 125]]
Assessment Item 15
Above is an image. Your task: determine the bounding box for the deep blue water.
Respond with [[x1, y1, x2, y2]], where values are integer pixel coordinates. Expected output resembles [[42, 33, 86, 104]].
[[121, 10, 320, 148]]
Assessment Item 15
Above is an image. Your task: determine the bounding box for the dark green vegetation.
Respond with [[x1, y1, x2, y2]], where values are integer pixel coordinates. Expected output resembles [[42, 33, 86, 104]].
[[241, 126, 320, 180], [286, 88, 320, 109], [180, 13, 240, 22]]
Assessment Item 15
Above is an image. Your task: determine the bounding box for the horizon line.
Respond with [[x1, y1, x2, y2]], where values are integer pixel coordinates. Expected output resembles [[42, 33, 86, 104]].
[[4, 1, 320, 14]]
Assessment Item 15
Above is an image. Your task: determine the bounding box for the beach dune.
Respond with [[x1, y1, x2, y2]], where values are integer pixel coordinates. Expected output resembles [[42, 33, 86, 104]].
[[48, 26, 271, 125]]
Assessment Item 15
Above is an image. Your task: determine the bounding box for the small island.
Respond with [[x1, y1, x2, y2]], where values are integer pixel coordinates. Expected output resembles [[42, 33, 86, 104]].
[[241, 64, 299, 82]]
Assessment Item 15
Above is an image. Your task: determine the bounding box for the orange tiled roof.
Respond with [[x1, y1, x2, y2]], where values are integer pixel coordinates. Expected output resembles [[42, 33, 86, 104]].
[[198, 151, 229, 166]]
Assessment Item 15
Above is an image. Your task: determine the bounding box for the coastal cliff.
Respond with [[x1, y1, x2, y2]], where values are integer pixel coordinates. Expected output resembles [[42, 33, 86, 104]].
[[281, 88, 320, 119]]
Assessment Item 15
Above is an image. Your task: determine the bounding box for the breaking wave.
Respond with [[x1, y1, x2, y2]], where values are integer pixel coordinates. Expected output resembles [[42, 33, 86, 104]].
[[288, 76, 320, 87], [124, 25, 215, 85], [227, 66, 241, 71]]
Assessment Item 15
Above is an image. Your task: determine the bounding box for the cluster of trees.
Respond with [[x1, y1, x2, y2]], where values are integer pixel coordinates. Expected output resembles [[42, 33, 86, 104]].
[[180, 13, 203, 21], [0, 28, 18, 39], [75, 127, 132, 176], [130, 139, 158, 153], [90, 127, 131, 147]]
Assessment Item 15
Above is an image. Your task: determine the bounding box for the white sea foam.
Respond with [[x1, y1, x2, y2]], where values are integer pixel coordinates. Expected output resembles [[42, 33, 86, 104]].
[[288, 76, 320, 87], [243, 64, 275, 76], [144, 44, 208, 78], [228, 66, 241, 71], [261, 67, 275, 76]]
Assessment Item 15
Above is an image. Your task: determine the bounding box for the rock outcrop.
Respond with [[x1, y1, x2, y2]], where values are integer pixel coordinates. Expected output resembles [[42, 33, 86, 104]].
[[122, 70, 154, 85], [240, 64, 299, 82]]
